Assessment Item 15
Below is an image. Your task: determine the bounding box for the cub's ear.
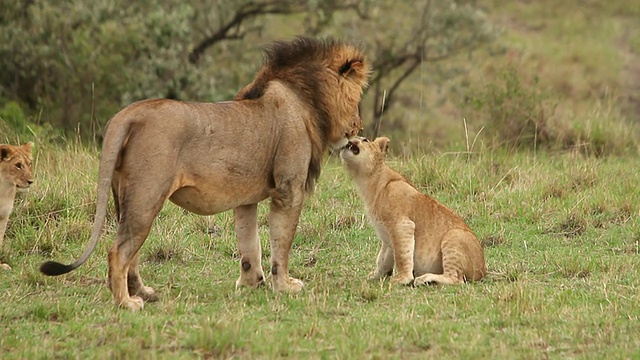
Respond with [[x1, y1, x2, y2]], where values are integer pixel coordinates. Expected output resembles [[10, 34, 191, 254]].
[[0, 145, 12, 161], [374, 137, 391, 154], [22, 142, 34, 155], [338, 59, 364, 77]]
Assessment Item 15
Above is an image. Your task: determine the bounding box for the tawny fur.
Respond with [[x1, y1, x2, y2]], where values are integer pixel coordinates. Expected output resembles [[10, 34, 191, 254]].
[[40, 37, 370, 311], [0, 142, 34, 270], [340, 137, 486, 286]]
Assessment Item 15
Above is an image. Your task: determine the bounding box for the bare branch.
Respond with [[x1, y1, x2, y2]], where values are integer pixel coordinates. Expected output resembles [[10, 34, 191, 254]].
[[188, 0, 364, 64], [383, 55, 421, 110], [188, 1, 302, 64]]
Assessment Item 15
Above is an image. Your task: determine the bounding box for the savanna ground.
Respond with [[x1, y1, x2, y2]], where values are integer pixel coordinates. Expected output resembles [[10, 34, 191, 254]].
[[2, 0, 640, 359]]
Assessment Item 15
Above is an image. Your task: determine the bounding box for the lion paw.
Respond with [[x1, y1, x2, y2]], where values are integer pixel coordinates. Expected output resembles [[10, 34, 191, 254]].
[[368, 271, 387, 280], [271, 276, 304, 292], [119, 295, 144, 312], [135, 286, 158, 302], [0, 263, 11, 271], [236, 272, 266, 289]]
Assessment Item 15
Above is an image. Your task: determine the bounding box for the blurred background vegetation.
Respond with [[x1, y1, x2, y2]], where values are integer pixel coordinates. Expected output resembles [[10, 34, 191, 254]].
[[0, 0, 639, 155]]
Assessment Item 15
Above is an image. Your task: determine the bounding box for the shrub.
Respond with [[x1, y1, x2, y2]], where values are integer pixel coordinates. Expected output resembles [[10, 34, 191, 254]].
[[0, 101, 62, 144], [463, 66, 554, 150]]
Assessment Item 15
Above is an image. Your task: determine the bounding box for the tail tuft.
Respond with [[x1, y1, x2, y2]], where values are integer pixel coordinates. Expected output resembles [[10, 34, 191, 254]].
[[40, 261, 75, 276]]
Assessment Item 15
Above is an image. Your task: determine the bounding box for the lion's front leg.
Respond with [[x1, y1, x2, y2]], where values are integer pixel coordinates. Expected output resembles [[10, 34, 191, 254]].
[[0, 215, 11, 270], [234, 204, 265, 289], [390, 218, 416, 286], [369, 242, 394, 280], [0, 214, 9, 249], [369, 226, 394, 279], [268, 188, 304, 292]]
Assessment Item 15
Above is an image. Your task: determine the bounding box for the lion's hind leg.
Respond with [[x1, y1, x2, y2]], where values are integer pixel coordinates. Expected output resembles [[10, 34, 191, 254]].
[[108, 186, 170, 311], [109, 239, 145, 311], [414, 272, 464, 286], [109, 178, 156, 302], [414, 228, 485, 286], [413, 250, 465, 286]]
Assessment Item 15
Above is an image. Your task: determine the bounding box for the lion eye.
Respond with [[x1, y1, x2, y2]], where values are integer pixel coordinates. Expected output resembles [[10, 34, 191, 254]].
[[15, 163, 23, 170], [362, 138, 370, 143]]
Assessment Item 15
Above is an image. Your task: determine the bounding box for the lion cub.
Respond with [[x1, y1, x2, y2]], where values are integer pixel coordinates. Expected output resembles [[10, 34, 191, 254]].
[[340, 137, 486, 285], [0, 142, 34, 270]]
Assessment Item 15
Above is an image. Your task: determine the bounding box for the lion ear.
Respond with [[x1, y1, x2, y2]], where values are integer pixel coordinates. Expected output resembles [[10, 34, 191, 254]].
[[338, 60, 364, 77], [0, 145, 12, 161], [374, 137, 390, 154], [22, 142, 34, 156]]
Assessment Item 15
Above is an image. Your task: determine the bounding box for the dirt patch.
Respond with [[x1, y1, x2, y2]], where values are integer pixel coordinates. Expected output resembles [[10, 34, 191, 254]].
[[545, 213, 587, 238]]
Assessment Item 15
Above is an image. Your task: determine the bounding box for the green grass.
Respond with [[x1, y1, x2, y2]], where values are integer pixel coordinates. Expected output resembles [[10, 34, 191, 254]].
[[1, 143, 639, 359]]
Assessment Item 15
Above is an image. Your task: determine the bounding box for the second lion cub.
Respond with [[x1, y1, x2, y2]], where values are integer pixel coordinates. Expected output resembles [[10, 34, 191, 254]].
[[340, 137, 486, 286]]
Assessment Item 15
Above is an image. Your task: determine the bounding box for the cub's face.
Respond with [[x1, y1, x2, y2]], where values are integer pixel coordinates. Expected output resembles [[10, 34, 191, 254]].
[[0, 142, 34, 192], [340, 136, 390, 175]]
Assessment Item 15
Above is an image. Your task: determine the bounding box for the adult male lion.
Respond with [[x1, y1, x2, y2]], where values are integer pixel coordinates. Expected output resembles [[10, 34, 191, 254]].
[[41, 37, 370, 311], [1, 142, 34, 270]]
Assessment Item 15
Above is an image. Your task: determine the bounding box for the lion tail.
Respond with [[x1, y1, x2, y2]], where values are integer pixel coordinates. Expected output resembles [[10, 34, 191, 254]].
[[40, 115, 130, 276]]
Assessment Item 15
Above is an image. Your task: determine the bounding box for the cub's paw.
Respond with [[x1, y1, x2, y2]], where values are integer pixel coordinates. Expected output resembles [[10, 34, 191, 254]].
[[413, 277, 431, 287], [392, 275, 414, 286], [0, 263, 11, 271]]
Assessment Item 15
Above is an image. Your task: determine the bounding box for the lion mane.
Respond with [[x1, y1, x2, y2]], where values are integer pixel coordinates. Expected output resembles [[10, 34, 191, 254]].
[[236, 37, 370, 191]]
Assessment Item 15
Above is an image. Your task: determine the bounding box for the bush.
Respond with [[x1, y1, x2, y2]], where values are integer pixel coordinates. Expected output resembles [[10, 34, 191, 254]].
[[462, 65, 639, 155], [463, 66, 554, 150]]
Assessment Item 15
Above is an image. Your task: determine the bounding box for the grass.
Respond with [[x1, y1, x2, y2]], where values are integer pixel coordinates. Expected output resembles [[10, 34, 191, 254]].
[[1, 142, 639, 359]]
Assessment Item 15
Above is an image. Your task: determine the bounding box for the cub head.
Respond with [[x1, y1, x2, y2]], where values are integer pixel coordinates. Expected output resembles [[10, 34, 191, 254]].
[[340, 136, 390, 176], [0, 142, 34, 192]]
